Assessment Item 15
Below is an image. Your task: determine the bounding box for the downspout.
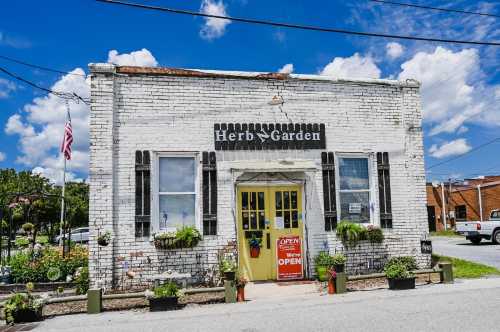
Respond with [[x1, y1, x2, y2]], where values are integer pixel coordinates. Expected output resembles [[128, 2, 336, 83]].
[[441, 182, 447, 231], [477, 185, 483, 222]]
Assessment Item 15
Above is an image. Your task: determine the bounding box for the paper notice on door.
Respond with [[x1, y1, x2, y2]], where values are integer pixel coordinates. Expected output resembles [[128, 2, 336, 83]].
[[275, 217, 284, 230]]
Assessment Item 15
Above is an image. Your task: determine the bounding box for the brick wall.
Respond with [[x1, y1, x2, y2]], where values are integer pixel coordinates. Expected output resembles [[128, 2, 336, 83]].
[[89, 64, 430, 289]]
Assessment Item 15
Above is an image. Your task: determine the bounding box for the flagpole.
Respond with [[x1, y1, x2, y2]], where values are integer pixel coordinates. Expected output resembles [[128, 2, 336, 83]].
[[59, 157, 66, 246]]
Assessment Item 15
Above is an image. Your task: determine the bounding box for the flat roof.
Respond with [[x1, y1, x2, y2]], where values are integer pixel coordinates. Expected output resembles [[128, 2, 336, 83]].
[[89, 63, 420, 87]]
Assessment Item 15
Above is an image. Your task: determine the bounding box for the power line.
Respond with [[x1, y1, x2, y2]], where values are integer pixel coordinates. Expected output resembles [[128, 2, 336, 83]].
[[368, 0, 500, 19], [427, 137, 500, 170], [0, 54, 86, 77], [0, 66, 89, 105], [96, 0, 500, 46]]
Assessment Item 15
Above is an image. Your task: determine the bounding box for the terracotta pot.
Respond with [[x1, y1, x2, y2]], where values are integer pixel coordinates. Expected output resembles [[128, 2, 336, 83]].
[[328, 279, 336, 295], [237, 286, 245, 302], [250, 247, 260, 258]]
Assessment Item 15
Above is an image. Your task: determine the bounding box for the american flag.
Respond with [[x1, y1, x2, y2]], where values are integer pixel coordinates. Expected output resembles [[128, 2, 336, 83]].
[[60, 112, 73, 160]]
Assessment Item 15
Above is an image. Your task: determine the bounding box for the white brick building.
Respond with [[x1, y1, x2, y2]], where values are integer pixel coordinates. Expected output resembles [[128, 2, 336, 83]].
[[89, 63, 430, 289]]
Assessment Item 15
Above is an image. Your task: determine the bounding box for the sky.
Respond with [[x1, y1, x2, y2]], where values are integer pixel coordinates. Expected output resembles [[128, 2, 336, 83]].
[[0, 0, 499, 184]]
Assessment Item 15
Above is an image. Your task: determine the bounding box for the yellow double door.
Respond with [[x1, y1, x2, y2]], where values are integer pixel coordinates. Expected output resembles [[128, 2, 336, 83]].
[[237, 185, 304, 281]]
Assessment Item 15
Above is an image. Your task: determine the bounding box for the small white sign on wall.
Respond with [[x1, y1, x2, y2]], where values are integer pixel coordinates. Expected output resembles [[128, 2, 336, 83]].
[[349, 203, 362, 214], [275, 217, 284, 229]]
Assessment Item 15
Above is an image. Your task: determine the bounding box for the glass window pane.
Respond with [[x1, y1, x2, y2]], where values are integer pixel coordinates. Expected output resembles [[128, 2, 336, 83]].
[[284, 192, 290, 209], [250, 192, 257, 210], [339, 158, 369, 190], [258, 192, 265, 210], [275, 191, 282, 210], [159, 157, 195, 192], [339, 192, 370, 223], [250, 212, 257, 229], [159, 194, 195, 229], [242, 192, 248, 210], [284, 211, 290, 229], [291, 191, 297, 209], [292, 211, 298, 228], [242, 212, 249, 230]]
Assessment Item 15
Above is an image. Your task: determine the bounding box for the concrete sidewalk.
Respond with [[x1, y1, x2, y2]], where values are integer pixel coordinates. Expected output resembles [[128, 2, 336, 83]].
[[244, 280, 321, 301]]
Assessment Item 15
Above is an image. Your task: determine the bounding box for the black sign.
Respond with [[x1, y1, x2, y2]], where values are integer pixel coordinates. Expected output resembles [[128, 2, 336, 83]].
[[214, 123, 326, 150], [421, 240, 432, 254]]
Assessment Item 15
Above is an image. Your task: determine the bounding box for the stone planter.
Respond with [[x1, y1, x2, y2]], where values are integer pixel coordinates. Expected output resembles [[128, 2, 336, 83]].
[[149, 297, 179, 312], [387, 277, 416, 290]]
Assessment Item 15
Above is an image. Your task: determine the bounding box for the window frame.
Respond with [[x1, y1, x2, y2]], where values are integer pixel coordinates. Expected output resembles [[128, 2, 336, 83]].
[[152, 152, 200, 235], [335, 153, 375, 225]]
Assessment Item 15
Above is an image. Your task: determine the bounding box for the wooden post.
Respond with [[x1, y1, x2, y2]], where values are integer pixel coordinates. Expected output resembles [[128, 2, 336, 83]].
[[87, 288, 103, 314], [439, 262, 454, 284], [335, 272, 347, 294], [224, 280, 236, 303]]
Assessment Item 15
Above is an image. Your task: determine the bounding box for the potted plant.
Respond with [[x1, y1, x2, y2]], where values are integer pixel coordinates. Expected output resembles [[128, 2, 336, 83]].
[[220, 257, 237, 281], [331, 253, 347, 273], [314, 252, 333, 281], [97, 231, 111, 246], [248, 234, 262, 258], [236, 275, 247, 302], [4, 283, 45, 324], [384, 261, 416, 290], [147, 282, 180, 311]]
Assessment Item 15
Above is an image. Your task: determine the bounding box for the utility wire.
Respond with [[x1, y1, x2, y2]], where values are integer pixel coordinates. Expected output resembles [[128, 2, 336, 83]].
[[96, 0, 500, 46], [0, 66, 89, 105], [368, 0, 500, 19], [427, 137, 500, 170], [0, 54, 86, 77]]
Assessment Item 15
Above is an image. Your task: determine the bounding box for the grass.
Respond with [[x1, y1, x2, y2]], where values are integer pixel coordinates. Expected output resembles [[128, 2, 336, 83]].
[[433, 254, 500, 279], [430, 230, 461, 237]]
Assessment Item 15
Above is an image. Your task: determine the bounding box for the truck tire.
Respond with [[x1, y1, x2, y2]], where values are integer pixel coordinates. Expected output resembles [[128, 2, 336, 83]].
[[470, 237, 482, 245], [493, 230, 500, 245]]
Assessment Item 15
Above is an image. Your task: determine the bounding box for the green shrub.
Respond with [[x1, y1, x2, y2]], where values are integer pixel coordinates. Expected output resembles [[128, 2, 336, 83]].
[[14, 237, 29, 248], [336, 221, 367, 248], [21, 223, 34, 233], [4, 292, 43, 325], [175, 226, 202, 247], [331, 253, 347, 266], [153, 282, 179, 298], [74, 266, 89, 295], [386, 256, 418, 271], [314, 251, 333, 267], [366, 225, 384, 243], [384, 262, 413, 279]]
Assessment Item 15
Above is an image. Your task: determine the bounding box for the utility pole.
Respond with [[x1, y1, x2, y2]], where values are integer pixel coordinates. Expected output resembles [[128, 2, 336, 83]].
[[441, 182, 447, 231], [448, 178, 452, 230]]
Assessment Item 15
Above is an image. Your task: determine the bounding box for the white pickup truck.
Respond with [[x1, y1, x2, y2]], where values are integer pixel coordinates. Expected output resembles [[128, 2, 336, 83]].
[[456, 210, 500, 245]]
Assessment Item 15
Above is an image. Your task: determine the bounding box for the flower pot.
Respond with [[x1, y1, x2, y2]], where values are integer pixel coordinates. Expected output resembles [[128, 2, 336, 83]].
[[387, 277, 416, 290], [149, 296, 179, 312], [334, 264, 345, 273], [250, 247, 260, 258], [97, 239, 109, 246], [237, 286, 245, 302], [316, 266, 329, 282], [327, 279, 336, 295], [9, 308, 43, 324], [224, 271, 236, 281]]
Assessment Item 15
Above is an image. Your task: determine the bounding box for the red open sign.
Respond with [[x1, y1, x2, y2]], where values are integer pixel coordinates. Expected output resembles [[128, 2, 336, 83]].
[[276, 235, 303, 280]]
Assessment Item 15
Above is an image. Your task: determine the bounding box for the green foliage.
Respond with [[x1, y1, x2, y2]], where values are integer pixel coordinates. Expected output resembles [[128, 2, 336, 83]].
[[314, 251, 334, 267], [219, 257, 237, 273], [366, 225, 384, 243], [336, 221, 367, 248], [248, 234, 262, 248], [4, 292, 43, 325], [386, 256, 418, 271], [21, 223, 34, 233], [15, 237, 29, 247], [153, 282, 179, 298], [175, 226, 202, 247], [384, 262, 413, 279], [331, 253, 347, 266], [46, 266, 61, 281], [434, 255, 500, 279], [74, 266, 89, 295], [9, 246, 88, 283]]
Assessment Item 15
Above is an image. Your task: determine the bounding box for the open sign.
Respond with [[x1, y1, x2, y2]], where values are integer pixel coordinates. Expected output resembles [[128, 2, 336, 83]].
[[276, 235, 303, 280]]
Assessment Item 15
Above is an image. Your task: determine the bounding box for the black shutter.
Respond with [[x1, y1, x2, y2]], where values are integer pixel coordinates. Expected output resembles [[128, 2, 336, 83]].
[[322, 152, 337, 231], [202, 152, 217, 235], [377, 152, 393, 228], [135, 151, 151, 237]]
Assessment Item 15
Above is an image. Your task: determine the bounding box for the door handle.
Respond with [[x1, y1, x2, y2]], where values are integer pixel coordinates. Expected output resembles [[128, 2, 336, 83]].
[[266, 233, 271, 249]]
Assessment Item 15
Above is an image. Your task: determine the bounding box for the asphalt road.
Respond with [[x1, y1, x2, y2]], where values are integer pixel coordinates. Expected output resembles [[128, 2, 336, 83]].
[[431, 236, 500, 269], [35, 278, 500, 332]]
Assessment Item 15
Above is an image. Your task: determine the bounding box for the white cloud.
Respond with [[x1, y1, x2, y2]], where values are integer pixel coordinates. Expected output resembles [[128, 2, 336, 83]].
[[0, 78, 16, 98], [429, 139, 472, 159], [320, 53, 381, 79], [278, 63, 294, 74], [386, 42, 404, 59], [398, 46, 499, 135], [107, 48, 158, 67], [199, 0, 231, 40], [0, 152, 5, 162]]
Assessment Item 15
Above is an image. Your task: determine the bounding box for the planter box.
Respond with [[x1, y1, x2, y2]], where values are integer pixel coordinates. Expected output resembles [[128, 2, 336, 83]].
[[387, 277, 416, 290], [8, 308, 43, 324], [149, 297, 179, 312]]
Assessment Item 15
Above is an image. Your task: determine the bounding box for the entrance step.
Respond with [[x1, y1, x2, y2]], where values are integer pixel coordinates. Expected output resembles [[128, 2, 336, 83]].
[[244, 280, 321, 301]]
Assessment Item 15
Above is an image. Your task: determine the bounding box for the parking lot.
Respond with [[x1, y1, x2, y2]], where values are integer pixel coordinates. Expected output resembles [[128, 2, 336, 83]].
[[431, 236, 500, 269]]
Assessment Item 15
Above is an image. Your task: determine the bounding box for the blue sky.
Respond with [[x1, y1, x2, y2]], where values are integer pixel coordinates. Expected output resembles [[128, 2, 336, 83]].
[[0, 0, 499, 183]]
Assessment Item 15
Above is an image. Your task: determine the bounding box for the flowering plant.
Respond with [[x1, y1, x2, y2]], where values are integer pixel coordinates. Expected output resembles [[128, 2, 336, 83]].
[[328, 268, 337, 280]]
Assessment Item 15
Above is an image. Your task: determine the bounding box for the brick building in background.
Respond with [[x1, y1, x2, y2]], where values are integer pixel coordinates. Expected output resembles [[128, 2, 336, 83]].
[[426, 176, 500, 232]]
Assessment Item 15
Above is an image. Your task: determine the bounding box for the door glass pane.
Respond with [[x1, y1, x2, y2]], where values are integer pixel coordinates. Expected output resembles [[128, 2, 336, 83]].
[[242, 192, 248, 210], [284, 191, 290, 209], [276, 210, 282, 217], [339, 192, 370, 223], [259, 211, 265, 229], [250, 212, 257, 229], [242, 212, 249, 230], [339, 158, 369, 190], [159, 157, 195, 192], [291, 191, 297, 209], [275, 191, 282, 210], [258, 192, 265, 210], [159, 194, 195, 229], [292, 211, 298, 228], [284, 211, 290, 228], [250, 192, 257, 210]]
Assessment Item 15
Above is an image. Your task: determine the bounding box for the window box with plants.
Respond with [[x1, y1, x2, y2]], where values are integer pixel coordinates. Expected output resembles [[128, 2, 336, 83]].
[[4, 283, 45, 325], [336, 222, 384, 248], [384, 256, 417, 290], [153, 226, 202, 250], [248, 234, 262, 258], [146, 282, 181, 311]]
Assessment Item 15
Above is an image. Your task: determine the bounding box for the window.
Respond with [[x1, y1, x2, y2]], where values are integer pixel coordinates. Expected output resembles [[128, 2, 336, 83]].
[[158, 156, 197, 230], [338, 157, 370, 223], [455, 205, 467, 221]]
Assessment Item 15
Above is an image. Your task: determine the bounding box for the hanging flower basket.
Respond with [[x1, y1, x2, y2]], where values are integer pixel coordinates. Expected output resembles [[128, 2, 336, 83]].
[[97, 231, 111, 247], [250, 246, 260, 258]]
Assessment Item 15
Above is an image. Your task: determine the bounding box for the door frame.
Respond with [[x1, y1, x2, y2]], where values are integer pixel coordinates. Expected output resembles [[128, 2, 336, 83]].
[[235, 181, 309, 280]]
